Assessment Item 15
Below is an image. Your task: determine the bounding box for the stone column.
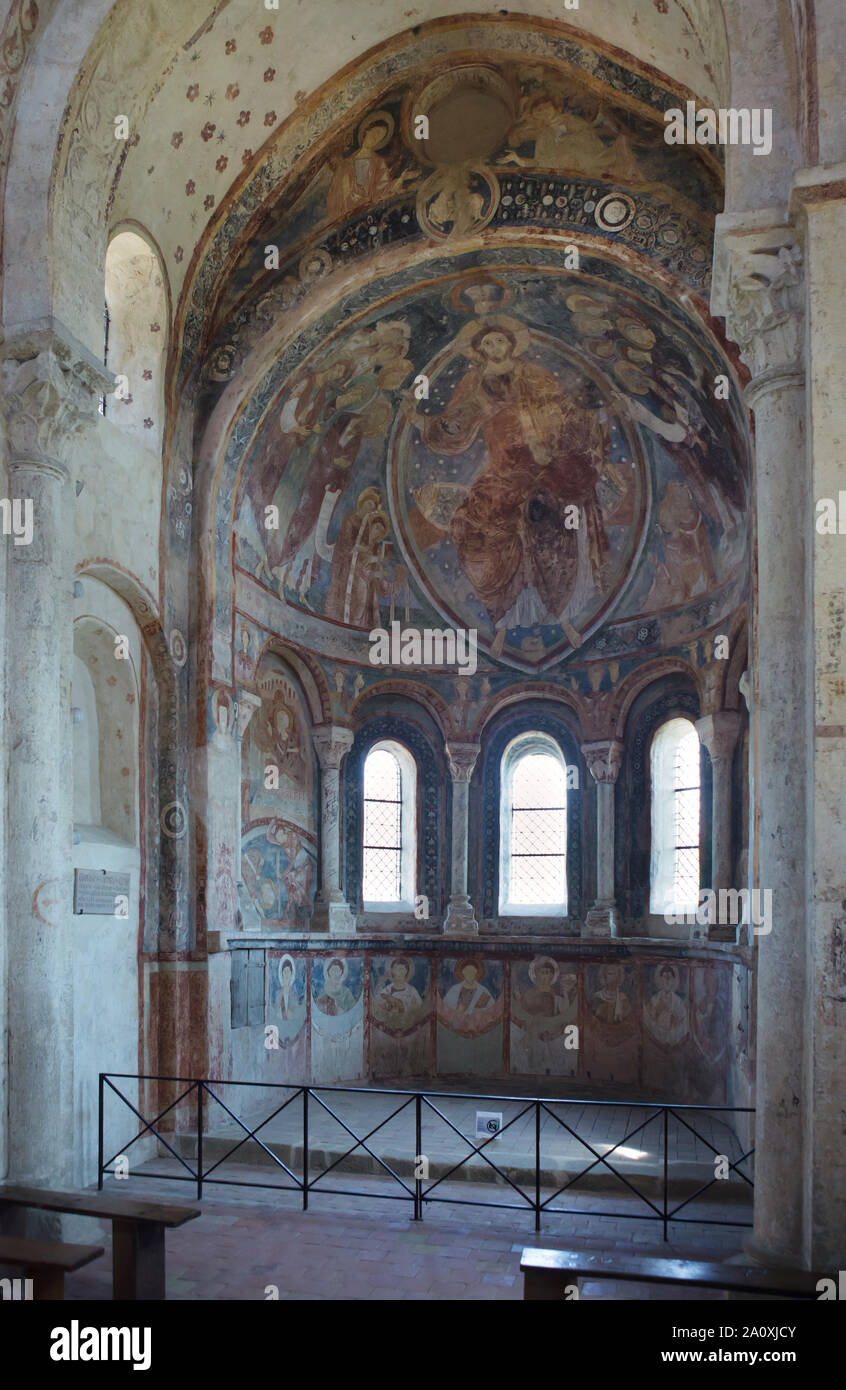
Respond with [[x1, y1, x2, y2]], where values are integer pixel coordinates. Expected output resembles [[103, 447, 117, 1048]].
[[714, 216, 807, 1263], [2, 334, 110, 1184], [443, 740, 481, 936], [791, 173, 846, 1267], [310, 724, 356, 934], [695, 711, 741, 941], [582, 740, 623, 938]]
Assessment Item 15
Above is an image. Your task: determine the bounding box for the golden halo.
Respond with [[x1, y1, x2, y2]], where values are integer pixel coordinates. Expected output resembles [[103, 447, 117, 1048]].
[[613, 359, 652, 396], [584, 337, 617, 360], [528, 955, 559, 985], [448, 273, 512, 314], [454, 956, 485, 981], [623, 344, 654, 367], [357, 109, 394, 149], [565, 291, 607, 315], [453, 312, 531, 361], [572, 312, 613, 337], [617, 317, 656, 350]]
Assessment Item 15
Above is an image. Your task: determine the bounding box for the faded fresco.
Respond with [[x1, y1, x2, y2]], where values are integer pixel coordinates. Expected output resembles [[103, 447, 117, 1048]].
[[510, 955, 579, 1078], [642, 960, 690, 1094], [311, 956, 364, 1083], [233, 265, 746, 673], [370, 955, 432, 1079], [583, 961, 639, 1086], [437, 958, 504, 1075], [246, 950, 738, 1100], [211, 54, 721, 341], [266, 951, 308, 1080], [240, 657, 317, 927]]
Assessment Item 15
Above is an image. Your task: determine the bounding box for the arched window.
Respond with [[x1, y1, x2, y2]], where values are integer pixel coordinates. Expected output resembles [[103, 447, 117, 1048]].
[[650, 717, 701, 915], [104, 229, 168, 449], [499, 733, 568, 916], [362, 740, 417, 909]]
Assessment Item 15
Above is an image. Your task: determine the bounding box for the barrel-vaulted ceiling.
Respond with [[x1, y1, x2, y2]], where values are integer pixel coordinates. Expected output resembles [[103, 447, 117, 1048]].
[[46, 2, 731, 360]]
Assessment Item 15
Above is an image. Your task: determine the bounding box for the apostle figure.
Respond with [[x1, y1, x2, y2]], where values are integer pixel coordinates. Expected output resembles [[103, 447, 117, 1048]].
[[324, 487, 392, 627], [644, 963, 688, 1046], [326, 111, 416, 222], [443, 959, 493, 1014], [316, 958, 356, 1016], [377, 958, 423, 1015]]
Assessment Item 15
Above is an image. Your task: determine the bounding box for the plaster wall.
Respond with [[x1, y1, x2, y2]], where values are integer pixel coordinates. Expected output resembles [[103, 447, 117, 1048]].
[[73, 419, 162, 599], [71, 578, 142, 1187]]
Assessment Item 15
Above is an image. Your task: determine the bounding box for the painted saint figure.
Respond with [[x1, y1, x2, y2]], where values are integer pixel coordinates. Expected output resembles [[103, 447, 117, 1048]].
[[442, 959, 493, 1014], [378, 958, 423, 1014], [417, 316, 610, 654], [316, 958, 356, 1015]]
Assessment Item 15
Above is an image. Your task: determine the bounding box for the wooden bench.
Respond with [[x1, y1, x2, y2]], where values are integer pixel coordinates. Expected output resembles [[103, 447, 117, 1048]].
[[0, 1234, 104, 1300], [0, 1186, 201, 1301], [520, 1247, 823, 1301]]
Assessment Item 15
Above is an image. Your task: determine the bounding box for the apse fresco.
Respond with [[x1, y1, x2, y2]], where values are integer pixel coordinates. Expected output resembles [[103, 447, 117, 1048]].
[[212, 54, 721, 345], [251, 950, 738, 1099], [234, 266, 747, 672]]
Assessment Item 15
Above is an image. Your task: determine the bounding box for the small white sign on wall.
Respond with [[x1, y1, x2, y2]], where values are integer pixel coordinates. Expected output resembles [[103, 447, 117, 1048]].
[[475, 1111, 502, 1140]]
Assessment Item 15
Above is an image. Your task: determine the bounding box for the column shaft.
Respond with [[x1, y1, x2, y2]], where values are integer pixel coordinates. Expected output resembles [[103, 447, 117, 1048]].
[[6, 460, 74, 1182]]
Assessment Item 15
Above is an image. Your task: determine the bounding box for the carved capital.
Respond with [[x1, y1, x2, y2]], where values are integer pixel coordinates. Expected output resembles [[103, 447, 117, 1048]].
[[445, 739, 481, 784], [712, 216, 804, 401], [311, 723, 354, 771], [695, 711, 741, 765], [2, 332, 113, 475], [582, 739, 623, 784]]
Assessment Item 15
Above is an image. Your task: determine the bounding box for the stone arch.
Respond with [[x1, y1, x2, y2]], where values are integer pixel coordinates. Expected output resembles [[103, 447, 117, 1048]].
[[474, 682, 585, 741], [343, 707, 449, 917], [614, 655, 703, 739], [348, 678, 451, 739], [253, 637, 331, 727], [616, 670, 706, 925], [475, 699, 586, 924], [72, 611, 140, 845]]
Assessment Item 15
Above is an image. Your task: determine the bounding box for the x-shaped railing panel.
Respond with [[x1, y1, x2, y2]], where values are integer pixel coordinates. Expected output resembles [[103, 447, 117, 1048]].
[[306, 1090, 416, 1196], [419, 1097, 536, 1209], [102, 1076, 199, 1181], [539, 1102, 665, 1217], [200, 1083, 304, 1186]]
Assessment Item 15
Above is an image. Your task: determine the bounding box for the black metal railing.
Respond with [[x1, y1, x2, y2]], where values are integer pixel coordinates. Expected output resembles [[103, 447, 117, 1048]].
[[99, 1073, 754, 1239]]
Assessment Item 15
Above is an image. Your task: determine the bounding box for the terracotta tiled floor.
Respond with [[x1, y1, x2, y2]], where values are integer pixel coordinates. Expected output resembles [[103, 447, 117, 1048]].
[[63, 1162, 747, 1301]]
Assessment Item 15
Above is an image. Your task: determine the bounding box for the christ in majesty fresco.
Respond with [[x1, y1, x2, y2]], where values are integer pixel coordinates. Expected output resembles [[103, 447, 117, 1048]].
[[416, 316, 611, 654]]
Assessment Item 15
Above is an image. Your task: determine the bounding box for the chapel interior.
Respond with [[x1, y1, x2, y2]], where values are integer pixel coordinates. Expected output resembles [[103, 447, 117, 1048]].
[[0, 0, 844, 1300]]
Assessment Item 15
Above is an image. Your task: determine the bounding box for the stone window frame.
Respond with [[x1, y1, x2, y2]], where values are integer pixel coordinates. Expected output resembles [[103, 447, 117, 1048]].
[[476, 705, 584, 926]]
